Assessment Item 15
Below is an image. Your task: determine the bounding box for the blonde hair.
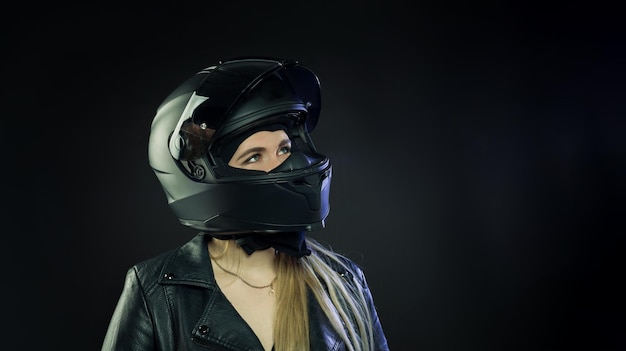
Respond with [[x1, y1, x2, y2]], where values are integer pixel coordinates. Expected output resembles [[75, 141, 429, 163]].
[[273, 238, 376, 351]]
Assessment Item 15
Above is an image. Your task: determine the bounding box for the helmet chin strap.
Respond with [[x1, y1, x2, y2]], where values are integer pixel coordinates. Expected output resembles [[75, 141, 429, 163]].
[[210, 231, 312, 258]]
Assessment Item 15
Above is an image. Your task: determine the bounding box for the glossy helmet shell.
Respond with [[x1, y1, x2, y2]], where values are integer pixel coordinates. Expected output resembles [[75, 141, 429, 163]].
[[148, 57, 332, 232]]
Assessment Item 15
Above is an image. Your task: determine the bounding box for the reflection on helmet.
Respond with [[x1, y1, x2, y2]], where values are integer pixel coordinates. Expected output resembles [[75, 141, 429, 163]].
[[148, 57, 332, 233]]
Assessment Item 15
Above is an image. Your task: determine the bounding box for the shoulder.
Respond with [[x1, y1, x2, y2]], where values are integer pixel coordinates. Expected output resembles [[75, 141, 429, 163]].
[[123, 247, 178, 295], [307, 240, 367, 287], [121, 234, 198, 288], [124, 233, 214, 293], [133, 248, 177, 276]]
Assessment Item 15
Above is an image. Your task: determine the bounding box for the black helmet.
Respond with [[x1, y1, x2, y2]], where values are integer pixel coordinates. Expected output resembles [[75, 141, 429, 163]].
[[148, 57, 332, 233]]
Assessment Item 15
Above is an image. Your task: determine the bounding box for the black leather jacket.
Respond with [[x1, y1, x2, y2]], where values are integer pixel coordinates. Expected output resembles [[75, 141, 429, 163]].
[[102, 233, 389, 350]]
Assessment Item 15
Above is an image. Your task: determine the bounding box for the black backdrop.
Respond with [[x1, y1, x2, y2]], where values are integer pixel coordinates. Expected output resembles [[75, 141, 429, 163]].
[[3, 3, 625, 350]]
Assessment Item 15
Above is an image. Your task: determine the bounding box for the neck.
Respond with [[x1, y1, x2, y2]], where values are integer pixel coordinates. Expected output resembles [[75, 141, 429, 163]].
[[208, 238, 276, 274]]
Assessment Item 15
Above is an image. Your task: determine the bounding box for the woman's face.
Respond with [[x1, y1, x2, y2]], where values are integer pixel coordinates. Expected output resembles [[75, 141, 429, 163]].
[[227, 130, 292, 172]]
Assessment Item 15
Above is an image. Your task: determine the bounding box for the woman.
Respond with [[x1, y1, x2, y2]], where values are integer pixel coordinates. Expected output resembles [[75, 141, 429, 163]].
[[102, 57, 389, 351]]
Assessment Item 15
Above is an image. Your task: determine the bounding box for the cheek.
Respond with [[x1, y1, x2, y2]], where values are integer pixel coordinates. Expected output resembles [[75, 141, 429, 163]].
[[277, 153, 291, 163]]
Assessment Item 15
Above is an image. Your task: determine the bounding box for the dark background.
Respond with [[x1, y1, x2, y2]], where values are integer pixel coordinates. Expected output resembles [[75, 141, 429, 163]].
[[3, 2, 625, 350]]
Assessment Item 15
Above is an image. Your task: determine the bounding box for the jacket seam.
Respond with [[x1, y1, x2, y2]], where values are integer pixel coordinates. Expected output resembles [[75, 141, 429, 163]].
[[131, 265, 159, 348], [162, 284, 179, 350]]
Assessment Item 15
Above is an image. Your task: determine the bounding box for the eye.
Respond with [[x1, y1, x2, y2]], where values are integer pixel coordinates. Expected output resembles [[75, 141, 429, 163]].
[[278, 145, 291, 156], [244, 153, 261, 163]]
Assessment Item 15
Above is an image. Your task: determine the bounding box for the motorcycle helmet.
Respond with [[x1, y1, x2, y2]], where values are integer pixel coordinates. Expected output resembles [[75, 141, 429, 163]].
[[148, 57, 332, 233]]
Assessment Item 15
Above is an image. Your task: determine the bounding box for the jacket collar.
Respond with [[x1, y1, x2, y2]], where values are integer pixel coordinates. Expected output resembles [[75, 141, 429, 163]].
[[157, 232, 217, 288]]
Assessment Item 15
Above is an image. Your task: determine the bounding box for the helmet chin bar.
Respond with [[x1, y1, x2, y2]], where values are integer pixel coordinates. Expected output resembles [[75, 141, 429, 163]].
[[170, 162, 332, 233], [181, 216, 324, 233]]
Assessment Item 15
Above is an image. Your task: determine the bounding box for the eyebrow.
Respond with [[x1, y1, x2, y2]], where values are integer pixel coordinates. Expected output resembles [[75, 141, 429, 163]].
[[234, 138, 291, 162]]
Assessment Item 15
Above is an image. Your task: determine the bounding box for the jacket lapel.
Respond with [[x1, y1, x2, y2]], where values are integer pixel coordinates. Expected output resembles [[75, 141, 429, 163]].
[[157, 232, 344, 350]]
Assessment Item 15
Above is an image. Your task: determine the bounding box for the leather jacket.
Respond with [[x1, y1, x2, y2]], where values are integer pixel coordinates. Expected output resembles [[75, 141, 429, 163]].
[[102, 233, 389, 350]]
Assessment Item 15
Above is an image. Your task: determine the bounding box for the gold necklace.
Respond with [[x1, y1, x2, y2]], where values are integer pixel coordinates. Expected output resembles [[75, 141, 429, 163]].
[[211, 257, 276, 296]]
